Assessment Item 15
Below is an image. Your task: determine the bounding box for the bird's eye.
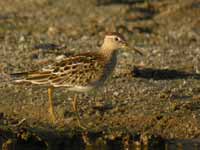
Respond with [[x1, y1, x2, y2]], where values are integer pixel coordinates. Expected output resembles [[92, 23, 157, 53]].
[[115, 37, 120, 41]]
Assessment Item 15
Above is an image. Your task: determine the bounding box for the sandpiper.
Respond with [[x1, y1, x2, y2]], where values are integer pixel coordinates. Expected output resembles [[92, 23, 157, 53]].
[[11, 32, 142, 128]]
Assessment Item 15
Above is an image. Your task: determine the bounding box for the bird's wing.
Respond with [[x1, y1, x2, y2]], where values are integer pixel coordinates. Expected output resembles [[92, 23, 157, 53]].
[[11, 52, 105, 87]]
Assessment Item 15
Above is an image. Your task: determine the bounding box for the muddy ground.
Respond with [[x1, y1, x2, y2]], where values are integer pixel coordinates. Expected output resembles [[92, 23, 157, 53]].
[[0, 0, 200, 149]]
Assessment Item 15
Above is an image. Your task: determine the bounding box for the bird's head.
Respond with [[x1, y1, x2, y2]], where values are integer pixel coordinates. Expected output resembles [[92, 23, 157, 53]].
[[102, 32, 143, 55]]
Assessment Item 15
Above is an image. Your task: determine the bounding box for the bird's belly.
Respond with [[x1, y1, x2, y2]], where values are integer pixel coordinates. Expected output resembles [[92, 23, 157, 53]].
[[67, 85, 95, 92]]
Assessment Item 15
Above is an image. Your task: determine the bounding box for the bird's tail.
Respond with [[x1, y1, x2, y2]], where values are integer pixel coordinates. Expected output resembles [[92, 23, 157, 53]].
[[0, 63, 52, 84], [10, 71, 52, 84], [0, 71, 30, 83], [9, 72, 29, 81]]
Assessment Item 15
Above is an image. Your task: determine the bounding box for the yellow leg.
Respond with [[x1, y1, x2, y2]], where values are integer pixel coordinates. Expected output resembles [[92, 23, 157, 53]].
[[72, 94, 87, 129], [48, 87, 56, 123]]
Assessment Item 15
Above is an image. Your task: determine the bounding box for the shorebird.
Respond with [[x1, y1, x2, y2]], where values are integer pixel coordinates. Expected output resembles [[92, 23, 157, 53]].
[[10, 32, 142, 128]]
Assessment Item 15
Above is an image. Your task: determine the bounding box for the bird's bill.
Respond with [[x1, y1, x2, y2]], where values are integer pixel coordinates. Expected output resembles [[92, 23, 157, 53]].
[[132, 47, 143, 56], [122, 43, 143, 56]]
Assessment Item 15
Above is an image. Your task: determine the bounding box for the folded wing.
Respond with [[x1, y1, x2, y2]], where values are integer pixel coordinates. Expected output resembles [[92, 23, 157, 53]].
[[11, 52, 105, 87]]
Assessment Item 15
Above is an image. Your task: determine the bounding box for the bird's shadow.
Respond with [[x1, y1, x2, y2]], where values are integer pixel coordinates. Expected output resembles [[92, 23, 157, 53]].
[[132, 67, 200, 80]]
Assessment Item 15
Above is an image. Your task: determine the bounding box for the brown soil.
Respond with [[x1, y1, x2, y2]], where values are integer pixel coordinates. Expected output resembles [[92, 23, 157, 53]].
[[0, 0, 200, 149]]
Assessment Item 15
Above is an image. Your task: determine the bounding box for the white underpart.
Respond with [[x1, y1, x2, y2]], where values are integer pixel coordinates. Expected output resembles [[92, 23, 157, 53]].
[[53, 84, 94, 92]]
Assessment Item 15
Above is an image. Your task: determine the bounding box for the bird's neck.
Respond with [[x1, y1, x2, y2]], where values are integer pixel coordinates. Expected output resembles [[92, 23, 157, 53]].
[[100, 44, 117, 61]]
